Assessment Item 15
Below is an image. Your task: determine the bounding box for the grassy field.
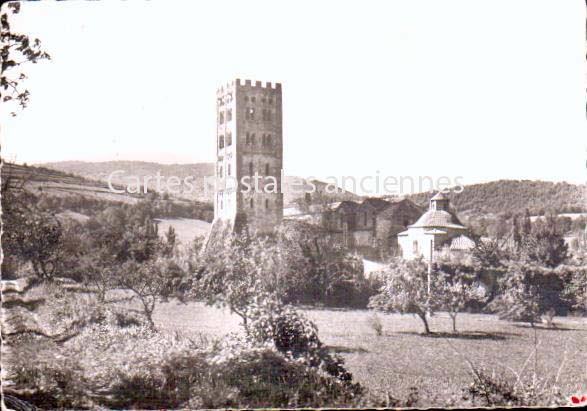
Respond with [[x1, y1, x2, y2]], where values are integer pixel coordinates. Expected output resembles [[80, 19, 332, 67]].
[[155, 218, 211, 245], [152, 301, 587, 405]]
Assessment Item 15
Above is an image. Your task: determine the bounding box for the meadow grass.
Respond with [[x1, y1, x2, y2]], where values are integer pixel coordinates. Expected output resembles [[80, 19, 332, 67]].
[[153, 301, 587, 406], [155, 218, 211, 245]]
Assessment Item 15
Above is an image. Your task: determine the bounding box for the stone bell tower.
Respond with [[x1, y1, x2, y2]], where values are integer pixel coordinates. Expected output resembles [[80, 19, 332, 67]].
[[213, 79, 284, 234]]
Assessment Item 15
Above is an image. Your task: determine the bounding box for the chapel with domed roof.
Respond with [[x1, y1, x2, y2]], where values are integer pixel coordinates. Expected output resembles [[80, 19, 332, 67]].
[[397, 192, 475, 260]]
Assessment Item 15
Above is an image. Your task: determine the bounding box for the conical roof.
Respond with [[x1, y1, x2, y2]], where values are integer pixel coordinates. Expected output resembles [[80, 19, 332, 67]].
[[430, 191, 448, 201], [409, 209, 466, 229]]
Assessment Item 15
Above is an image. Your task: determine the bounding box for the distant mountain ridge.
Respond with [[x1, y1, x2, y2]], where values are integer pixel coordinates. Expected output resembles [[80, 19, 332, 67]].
[[37, 162, 586, 219]]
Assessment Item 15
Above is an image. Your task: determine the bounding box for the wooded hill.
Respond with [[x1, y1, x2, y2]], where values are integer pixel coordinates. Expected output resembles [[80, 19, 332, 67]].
[[406, 180, 586, 219]]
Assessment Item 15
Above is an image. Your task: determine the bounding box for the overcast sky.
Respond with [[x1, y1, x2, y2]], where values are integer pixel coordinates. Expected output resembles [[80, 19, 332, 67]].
[[2, 0, 586, 189]]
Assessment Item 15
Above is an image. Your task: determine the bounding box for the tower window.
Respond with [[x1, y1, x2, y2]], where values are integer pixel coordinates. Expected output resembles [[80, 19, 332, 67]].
[[226, 132, 232, 146], [244, 96, 249, 102], [227, 109, 232, 121], [218, 135, 224, 149], [251, 96, 256, 103], [250, 198, 254, 209], [219, 112, 224, 124], [262, 109, 271, 121], [251, 133, 256, 144], [265, 199, 269, 209], [228, 164, 231, 176], [261, 97, 266, 103], [262, 134, 272, 146], [268, 98, 273, 104], [265, 163, 270, 175], [218, 165, 223, 177], [246, 108, 255, 120], [249, 162, 253, 175], [246, 132, 250, 145]]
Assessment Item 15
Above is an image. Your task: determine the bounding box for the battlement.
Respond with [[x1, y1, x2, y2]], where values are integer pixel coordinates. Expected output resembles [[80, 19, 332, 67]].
[[217, 79, 281, 95], [237, 78, 281, 90]]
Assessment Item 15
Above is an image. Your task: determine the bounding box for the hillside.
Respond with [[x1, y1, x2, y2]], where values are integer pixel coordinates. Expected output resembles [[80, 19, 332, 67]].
[[1, 162, 142, 204], [38, 161, 361, 206], [406, 180, 586, 220], [39, 161, 215, 202], [2, 162, 214, 222]]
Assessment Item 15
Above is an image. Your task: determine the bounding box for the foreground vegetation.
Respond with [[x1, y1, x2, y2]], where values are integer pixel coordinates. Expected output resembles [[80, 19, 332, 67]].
[[3, 164, 587, 408], [152, 301, 587, 407]]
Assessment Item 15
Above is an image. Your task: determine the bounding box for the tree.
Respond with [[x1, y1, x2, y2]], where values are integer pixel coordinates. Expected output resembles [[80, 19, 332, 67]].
[[512, 215, 522, 248], [437, 269, 484, 332], [521, 214, 568, 268], [117, 259, 172, 327], [195, 222, 369, 325], [2, 179, 63, 280], [163, 225, 177, 256], [487, 216, 509, 239], [522, 209, 532, 236], [471, 238, 506, 268], [368, 258, 437, 334], [83, 205, 161, 264], [562, 261, 587, 315], [195, 232, 271, 326], [272, 222, 367, 307], [78, 253, 116, 302], [493, 261, 566, 327], [1, 2, 51, 116]]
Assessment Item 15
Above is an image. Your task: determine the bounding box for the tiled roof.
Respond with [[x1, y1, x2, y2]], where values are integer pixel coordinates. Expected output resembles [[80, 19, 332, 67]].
[[450, 235, 476, 250], [335, 200, 360, 212], [409, 209, 466, 229], [361, 197, 392, 211], [377, 198, 423, 219]]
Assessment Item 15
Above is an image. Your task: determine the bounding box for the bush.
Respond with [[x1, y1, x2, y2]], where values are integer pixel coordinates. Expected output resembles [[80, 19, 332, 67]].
[[463, 366, 566, 407], [245, 296, 361, 391], [368, 314, 384, 336], [208, 337, 362, 408]]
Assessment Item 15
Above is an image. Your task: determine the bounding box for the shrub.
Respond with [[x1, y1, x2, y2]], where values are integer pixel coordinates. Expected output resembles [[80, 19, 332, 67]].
[[368, 314, 384, 336], [463, 366, 566, 407], [245, 295, 361, 391], [209, 335, 362, 408]]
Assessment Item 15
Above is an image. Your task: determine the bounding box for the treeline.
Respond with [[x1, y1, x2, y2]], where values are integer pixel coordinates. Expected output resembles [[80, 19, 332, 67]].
[[408, 180, 586, 218], [471, 212, 586, 240], [370, 213, 587, 336]]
